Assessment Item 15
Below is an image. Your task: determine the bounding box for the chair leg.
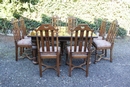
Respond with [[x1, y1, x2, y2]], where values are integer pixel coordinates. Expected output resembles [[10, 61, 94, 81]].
[[57, 57, 60, 77], [86, 57, 90, 77], [110, 49, 112, 62], [69, 57, 72, 77], [94, 49, 97, 64], [59, 53, 61, 66], [20, 47, 24, 56], [38, 57, 42, 77], [16, 46, 18, 61], [105, 49, 107, 57], [66, 52, 68, 65]]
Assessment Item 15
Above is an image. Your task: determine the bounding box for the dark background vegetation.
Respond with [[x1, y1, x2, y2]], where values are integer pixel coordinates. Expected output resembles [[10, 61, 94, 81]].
[[0, 0, 129, 37]]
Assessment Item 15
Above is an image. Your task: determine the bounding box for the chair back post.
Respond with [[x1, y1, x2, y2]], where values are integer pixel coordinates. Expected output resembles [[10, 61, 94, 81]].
[[19, 17, 27, 39], [99, 20, 106, 39], [88, 29, 94, 52], [36, 31, 40, 53], [106, 20, 118, 44], [11, 18, 21, 42]]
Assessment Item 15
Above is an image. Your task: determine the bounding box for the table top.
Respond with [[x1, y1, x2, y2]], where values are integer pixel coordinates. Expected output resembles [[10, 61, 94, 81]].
[[28, 27, 97, 38]]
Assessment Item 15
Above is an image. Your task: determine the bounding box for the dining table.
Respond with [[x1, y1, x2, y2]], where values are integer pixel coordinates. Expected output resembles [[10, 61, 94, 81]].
[[28, 26, 97, 64]]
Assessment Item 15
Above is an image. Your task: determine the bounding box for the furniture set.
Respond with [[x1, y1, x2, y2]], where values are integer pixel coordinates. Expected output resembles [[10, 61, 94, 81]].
[[11, 16, 118, 77]]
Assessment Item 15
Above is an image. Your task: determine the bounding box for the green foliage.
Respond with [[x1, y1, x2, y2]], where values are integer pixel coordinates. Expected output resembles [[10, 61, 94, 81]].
[[24, 18, 41, 31], [0, 0, 2, 3], [0, 18, 12, 35], [0, 0, 128, 37], [41, 14, 51, 24], [20, 0, 30, 3], [13, 12, 21, 19], [117, 27, 127, 37]]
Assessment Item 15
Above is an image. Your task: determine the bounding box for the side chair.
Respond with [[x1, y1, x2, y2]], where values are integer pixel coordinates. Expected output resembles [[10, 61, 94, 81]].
[[66, 24, 94, 77], [51, 15, 61, 29], [93, 20, 118, 63], [92, 20, 106, 55], [36, 24, 61, 77], [67, 16, 77, 31], [93, 20, 106, 40], [11, 18, 33, 61]]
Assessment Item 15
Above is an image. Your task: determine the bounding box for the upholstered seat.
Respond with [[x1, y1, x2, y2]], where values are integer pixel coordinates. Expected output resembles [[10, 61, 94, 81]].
[[93, 40, 111, 48], [17, 38, 31, 45], [93, 36, 103, 41]]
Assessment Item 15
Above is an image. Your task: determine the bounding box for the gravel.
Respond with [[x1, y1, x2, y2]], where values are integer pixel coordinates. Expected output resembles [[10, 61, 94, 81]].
[[0, 34, 130, 87]]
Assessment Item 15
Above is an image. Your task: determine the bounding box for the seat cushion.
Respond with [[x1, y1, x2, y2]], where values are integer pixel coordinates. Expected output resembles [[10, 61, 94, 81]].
[[93, 40, 111, 48], [24, 36, 31, 39], [93, 36, 103, 41], [17, 38, 31, 45], [39, 46, 61, 58], [67, 46, 89, 58]]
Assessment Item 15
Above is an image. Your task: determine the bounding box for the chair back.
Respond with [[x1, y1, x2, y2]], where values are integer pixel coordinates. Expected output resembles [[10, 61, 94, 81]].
[[67, 16, 77, 31], [70, 24, 94, 53], [36, 24, 59, 53], [106, 20, 118, 44], [99, 20, 106, 38], [51, 15, 60, 29], [19, 17, 27, 39], [11, 18, 21, 42]]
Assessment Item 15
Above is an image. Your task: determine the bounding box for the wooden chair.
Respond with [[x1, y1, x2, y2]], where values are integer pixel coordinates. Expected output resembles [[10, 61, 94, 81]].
[[93, 20, 118, 63], [92, 20, 106, 55], [11, 18, 32, 61], [66, 24, 94, 77], [93, 20, 106, 40], [51, 15, 61, 29], [36, 24, 61, 77], [67, 16, 77, 31]]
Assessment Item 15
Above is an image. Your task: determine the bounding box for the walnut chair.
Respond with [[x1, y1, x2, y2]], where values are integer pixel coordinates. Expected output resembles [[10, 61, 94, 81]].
[[11, 18, 32, 61], [65, 16, 77, 55], [66, 24, 94, 77], [51, 15, 61, 29], [93, 20, 106, 40], [67, 16, 77, 31], [93, 20, 118, 63], [36, 24, 61, 77], [92, 20, 106, 55], [18, 17, 35, 61]]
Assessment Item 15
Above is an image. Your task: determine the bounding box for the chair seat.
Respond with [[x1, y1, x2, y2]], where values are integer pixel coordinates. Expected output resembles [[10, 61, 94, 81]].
[[39, 46, 60, 58], [67, 46, 88, 58], [93, 36, 103, 41], [24, 36, 31, 39], [93, 40, 111, 48], [17, 38, 32, 45]]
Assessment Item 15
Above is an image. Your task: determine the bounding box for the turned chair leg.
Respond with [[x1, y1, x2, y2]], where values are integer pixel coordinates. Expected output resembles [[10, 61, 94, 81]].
[[110, 49, 112, 62], [69, 57, 72, 77], [16, 47, 18, 61]]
